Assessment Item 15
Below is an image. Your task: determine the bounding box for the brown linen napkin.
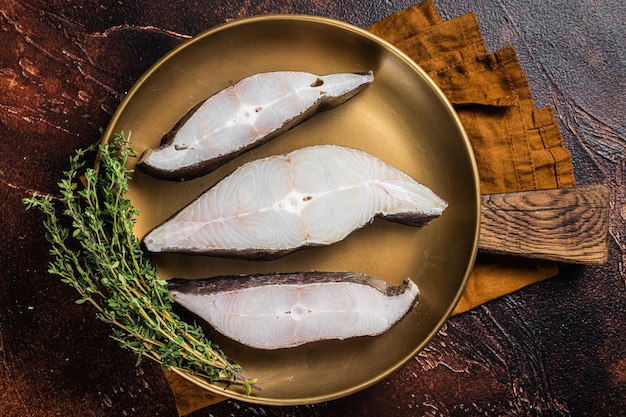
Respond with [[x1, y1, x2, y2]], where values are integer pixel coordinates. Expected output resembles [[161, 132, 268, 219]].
[[167, 1, 576, 414]]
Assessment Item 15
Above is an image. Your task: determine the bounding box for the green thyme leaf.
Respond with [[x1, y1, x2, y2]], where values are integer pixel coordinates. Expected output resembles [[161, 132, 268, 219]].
[[24, 132, 257, 394]]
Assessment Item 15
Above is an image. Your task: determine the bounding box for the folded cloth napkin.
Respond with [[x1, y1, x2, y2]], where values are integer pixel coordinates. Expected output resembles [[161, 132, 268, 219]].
[[167, 1, 575, 414]]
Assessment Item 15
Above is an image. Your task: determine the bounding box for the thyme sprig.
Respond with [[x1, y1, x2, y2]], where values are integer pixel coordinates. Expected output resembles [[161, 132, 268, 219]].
[[24, 132, 256, 393]]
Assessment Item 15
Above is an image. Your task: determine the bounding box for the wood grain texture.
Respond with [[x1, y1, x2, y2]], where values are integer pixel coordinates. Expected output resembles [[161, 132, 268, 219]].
[[479, 185, 610, 265]]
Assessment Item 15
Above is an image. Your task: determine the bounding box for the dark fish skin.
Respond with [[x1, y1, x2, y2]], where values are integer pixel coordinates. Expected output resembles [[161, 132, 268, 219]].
[[136, 71, 374, 181], [168, 271, 419, 303], [147, 245, 302, 261], [382, 212, 441, 226]]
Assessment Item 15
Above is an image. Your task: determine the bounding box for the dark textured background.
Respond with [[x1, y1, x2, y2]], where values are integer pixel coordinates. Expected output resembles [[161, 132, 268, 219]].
[[1, 1, 624, 416]]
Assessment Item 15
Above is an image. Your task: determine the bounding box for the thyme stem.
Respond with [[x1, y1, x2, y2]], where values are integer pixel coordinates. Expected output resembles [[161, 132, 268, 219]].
[[24, 132, 256, 394]]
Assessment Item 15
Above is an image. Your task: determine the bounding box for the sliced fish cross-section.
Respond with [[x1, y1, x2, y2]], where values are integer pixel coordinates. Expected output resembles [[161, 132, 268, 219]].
[[136, 70, 374, 180], [143, 145, 448, 258], [167, 272, 420, 349]]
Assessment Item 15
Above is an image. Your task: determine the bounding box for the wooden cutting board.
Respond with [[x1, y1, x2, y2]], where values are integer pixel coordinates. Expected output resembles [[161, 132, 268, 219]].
[[479, 184, 610, 265]]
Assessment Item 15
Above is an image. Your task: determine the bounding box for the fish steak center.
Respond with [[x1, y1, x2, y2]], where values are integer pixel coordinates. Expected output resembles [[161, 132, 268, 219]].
[[282, 303, 312, 321]]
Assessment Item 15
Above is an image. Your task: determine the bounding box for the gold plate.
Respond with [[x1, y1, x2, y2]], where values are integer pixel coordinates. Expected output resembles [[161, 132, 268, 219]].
[[102, 15, 480, 405]]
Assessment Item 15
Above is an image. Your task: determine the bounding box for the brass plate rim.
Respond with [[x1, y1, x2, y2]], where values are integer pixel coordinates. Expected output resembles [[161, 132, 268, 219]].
[[102, 13, 480, 406]]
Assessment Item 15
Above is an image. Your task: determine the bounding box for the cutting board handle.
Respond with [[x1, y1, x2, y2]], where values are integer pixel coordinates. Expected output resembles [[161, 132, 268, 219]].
[[478, 184, 610, 265]]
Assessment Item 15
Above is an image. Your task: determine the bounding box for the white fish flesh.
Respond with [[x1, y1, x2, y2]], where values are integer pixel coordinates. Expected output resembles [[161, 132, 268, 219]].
[[167, 272, 420, 349], [136, 70, 374, 181], [143, 145, 448, 258]]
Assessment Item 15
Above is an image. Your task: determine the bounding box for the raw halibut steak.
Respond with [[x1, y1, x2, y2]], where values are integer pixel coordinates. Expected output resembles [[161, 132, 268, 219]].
[[167, 272, 420, 349], [136, 70, 374, 181], [143, 145, 448, 258]]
